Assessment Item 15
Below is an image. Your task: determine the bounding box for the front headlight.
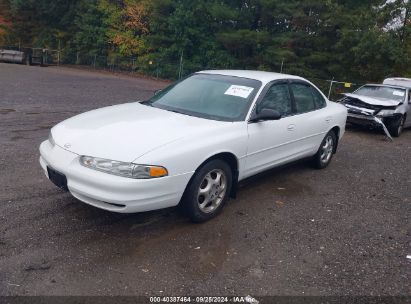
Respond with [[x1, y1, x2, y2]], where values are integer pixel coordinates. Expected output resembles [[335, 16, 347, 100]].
[[80, 156, 168, 179], [377, 109, 396, 116]]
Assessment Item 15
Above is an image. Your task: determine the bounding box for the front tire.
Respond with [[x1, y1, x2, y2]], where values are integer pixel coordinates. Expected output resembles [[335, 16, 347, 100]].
[[182, 159, 232, 223], [387, 115, 405, 138], [312, 131, 337, 169]]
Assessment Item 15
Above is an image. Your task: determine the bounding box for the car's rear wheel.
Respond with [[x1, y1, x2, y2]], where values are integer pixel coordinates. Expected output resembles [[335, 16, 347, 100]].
[[387, 115, 405, 137], [312, 131, 337, 169], [182, 159, 232, 222]]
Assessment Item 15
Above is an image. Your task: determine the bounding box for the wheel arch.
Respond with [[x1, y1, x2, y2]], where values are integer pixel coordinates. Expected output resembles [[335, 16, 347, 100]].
[[184, 152, 240, 201], [330, 126, 340, 153]]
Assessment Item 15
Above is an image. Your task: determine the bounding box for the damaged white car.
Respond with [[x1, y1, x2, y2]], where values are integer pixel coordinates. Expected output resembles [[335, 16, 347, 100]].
[[339, 78, 411, 138]]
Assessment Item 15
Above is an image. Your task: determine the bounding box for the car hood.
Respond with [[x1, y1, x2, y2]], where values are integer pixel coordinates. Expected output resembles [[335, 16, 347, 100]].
[[52, 102, 226, 162], [343, 93, 402, 107]]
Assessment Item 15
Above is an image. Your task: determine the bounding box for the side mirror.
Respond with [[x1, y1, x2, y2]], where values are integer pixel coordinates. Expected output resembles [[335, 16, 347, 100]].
[[250, 109, 282, 123]]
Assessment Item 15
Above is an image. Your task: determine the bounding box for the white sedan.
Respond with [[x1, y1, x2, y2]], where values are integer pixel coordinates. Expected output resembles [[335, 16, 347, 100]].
[[39, 70, 347, 222]]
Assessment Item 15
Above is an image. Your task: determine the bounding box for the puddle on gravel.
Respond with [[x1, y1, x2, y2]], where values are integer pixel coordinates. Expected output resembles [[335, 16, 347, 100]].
[[11, 125, 53, 134], [0, 108, 16, 114], [24, 110, 78, 115], [239, 165, 313, 198], [272, 178, 314, 197], [10, 136, 24, 141]]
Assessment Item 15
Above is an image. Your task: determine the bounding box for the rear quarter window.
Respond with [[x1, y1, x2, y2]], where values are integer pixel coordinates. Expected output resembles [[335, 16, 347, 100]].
[[290, 83, 317, 113], [311, 87, 326, 108]]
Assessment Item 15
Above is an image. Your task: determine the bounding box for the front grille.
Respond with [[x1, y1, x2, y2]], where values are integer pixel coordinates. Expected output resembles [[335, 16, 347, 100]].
[[343, 97, 382, 111]]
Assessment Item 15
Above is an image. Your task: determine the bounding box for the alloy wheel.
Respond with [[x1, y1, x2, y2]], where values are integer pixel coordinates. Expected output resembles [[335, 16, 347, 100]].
[[320, 135, 334, 164], [197, 169, 227, 213]]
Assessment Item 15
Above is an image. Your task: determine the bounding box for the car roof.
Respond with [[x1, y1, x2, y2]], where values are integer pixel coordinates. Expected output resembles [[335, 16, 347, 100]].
[[197, 70, 305, 84], [383, 78, 411, 89]]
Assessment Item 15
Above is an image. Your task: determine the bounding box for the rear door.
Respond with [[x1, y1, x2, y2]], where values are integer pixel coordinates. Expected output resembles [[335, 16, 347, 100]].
[[288, 80, 331, 155]]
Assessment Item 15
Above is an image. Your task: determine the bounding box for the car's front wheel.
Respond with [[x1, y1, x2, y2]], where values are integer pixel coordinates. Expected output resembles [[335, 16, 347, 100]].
[[313, 131, 337, 169], [182, 159, 232, 222], [387, 115, 405, 137]]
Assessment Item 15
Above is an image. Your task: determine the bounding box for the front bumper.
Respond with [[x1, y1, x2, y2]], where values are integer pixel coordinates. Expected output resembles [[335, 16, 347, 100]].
[[346, 113, 398, 140], [39, 140, 193, 213], [347, 112, 401, 126], [347, 113, 380, 127]]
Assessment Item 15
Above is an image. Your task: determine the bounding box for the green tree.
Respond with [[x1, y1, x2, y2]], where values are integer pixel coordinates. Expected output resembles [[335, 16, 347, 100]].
[[70, 0, 110, 55], [0, 0, 410, 80], [6, 0, 78, 48]]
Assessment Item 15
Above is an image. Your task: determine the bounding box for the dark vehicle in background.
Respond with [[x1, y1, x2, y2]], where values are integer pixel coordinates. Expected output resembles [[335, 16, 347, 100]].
[[339, 78, 411, 137]]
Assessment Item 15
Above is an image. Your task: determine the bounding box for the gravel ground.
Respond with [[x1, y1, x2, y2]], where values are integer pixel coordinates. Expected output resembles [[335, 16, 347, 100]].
[[0, 63, 410, 296]]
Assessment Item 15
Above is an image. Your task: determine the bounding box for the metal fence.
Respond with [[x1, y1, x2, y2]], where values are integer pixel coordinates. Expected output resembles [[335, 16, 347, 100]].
[[0, 46, 364, 100], [59, 52, 214, 81], [58, 52, 364, 100], [307, 78, 363, 101]]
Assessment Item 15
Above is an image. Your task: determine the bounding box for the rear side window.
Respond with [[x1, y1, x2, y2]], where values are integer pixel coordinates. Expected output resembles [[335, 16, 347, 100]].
[[311, 87, 326, 108], [290, 83, 317, 113]]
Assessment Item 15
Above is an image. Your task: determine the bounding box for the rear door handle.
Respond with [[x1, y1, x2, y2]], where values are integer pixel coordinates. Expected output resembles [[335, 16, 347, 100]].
[[287, 124, 296, 131], [325, 116, 332, 123]]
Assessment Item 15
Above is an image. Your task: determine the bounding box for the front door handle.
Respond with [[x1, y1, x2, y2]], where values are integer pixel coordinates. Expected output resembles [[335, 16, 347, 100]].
[[287, 124, 296, 131]]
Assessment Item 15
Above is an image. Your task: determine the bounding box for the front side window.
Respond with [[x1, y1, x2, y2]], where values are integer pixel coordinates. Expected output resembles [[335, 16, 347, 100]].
[[256, 83, 292, 116], [145, 74, 262, 121], [291, 83, 317, 113]]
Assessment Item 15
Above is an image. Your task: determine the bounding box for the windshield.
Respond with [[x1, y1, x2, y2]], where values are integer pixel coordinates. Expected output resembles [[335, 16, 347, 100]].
[[354, 85, 406, 102], [145, 74, 262, 121]]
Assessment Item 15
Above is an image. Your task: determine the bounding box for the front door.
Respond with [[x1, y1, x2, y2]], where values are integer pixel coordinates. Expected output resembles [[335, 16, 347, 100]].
[[244, 81, 299, 178], [288, 81, 330, 155]]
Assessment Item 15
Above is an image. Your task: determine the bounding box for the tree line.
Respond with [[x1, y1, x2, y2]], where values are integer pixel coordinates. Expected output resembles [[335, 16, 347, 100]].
[[0, 0, 410, 81]]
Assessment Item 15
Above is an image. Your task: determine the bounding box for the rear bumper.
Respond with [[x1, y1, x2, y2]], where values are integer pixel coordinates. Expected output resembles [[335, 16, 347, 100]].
[[39, 140, 193, 213]]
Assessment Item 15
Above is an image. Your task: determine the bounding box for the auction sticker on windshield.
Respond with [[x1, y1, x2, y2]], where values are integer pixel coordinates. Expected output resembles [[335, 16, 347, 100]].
[[393, 91, 405, 97], [224, 85, 254, 98]]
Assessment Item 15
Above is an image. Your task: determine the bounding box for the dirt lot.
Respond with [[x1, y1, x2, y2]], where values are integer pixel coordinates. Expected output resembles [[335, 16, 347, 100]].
[[0, 63, 410, 296]]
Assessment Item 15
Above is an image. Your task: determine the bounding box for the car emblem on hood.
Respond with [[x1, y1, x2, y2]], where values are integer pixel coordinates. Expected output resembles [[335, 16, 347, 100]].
[[64, 143, 72, 149]]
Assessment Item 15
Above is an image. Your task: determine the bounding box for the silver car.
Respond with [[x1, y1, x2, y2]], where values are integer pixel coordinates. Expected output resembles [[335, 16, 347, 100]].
[[339, 78, 411, 138]]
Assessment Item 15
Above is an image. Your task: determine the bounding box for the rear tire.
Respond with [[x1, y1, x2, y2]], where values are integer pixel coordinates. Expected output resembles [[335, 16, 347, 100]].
[[182, 159, 232, 223], [387, 115, 405, 138], [312, 131, 337, 169]]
